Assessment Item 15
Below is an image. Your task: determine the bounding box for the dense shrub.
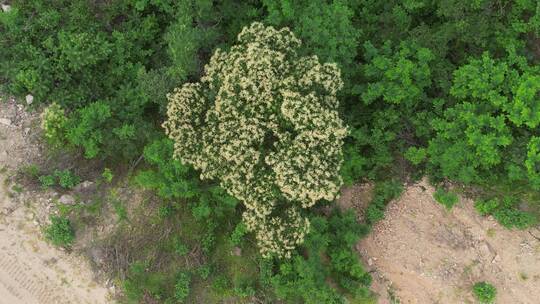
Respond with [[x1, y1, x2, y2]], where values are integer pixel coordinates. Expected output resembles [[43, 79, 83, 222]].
[[0, 0, 262, 161], [262, 0, 360, 86]]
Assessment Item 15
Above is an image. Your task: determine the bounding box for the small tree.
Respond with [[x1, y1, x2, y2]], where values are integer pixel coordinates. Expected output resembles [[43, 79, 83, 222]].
[[164, 22, 347, 258]]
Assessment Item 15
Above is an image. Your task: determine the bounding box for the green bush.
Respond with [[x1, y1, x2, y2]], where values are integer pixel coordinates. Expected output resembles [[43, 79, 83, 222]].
[[40, 103, 68, 148], [39, 169, 80, 189], [55, 169, 80, 189], [229, 222, 248, 246], [101, 168, 113, 183], [475, 197, 537, 229], [38, 174, 56, 189], [135, 139, 199, 200], [173, 272, 191, 302], [44, 216, 75, 248], [433, 188, 459, 210], [173, 237, 189, 257], [270, 211, 374, 304], [365, 181, 403, 225], [472, 282, 497, 303]]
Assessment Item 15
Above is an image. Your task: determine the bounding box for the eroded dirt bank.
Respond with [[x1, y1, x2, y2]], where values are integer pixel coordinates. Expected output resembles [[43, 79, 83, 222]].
[[355, 179, 540, 304]]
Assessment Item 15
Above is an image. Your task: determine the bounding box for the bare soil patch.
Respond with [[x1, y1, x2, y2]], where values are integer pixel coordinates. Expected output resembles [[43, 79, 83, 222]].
[[356, 179, 540, 304]]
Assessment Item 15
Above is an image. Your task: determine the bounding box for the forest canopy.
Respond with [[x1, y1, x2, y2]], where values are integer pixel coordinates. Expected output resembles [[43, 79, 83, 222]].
[[1, 0, 539, 303]]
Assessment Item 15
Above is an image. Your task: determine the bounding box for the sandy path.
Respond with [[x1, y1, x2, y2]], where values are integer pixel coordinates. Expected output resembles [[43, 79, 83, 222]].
[[0, 99, 112, 304], [0, 175, 112, 304]]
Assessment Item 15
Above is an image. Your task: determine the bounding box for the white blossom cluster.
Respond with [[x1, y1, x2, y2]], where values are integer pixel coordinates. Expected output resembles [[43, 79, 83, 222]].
[[163, 22, 347, 258]]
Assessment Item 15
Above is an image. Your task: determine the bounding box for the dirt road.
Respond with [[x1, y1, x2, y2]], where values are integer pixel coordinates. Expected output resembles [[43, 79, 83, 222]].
[[0, 99, 112, 304]]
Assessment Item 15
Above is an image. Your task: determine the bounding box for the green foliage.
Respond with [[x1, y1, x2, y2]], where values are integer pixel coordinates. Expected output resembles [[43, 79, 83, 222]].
[[475, 197, 537, 229], [41, 103, 68, 148], [196, 264, 211, 280], [263, 0, 360, 81], [365, 181, 404, 225], [425, 52, 540, 193], [0, 0, 262, 161], [55, 169, 81, 189], [173, 237, 189, 257], [525, 137, 540, 189], [173, 272, 191, 302], [135, 139, 199, 200], [102, 168, 114, 183], [229, 222, 248, 246], [433, 188, 458, 210], [44, 215, 75, 248], [66, 101, 113, 159], [404, 147, 427, 165], [472, 281, 497, 304], [362, 41, 434, 106], [39, 174, 56, 189], [39, 169, 80, 189], [270, 211, 373, 304]]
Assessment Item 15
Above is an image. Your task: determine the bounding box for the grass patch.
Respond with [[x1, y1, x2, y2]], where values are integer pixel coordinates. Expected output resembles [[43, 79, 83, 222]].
[[433, 188, 458, 210]]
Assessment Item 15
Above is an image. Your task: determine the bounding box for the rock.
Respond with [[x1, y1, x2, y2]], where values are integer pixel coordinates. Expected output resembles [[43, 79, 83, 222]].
[[368, 258, 373, 266], [24, 128, 30, 135], [1, 4, 11, 12], [25, 94, 34, 105], [491, 254, 501, 264], [58, 194, 75, 205], [232, 247, 242, 256], [0, 118, 11, 126], [74, 181, 96, 192]]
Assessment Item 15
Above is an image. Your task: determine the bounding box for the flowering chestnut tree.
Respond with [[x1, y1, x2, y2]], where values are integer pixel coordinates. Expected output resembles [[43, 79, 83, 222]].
[[164, 22, 347, 258]]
